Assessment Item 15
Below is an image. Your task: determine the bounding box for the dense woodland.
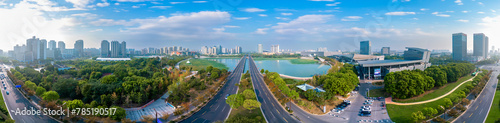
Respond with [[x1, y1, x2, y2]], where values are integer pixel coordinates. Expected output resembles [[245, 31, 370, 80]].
[[384, 63, 475, 99], [8, 56, 191, 121]]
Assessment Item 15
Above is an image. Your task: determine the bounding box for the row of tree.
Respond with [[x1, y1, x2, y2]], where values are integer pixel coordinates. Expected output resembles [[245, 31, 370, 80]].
[[314, 63, 359, 98], [385, 63, 475, 99]]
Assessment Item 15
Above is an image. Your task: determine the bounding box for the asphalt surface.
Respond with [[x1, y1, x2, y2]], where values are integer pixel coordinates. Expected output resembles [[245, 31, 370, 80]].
[[180, 56, 247, 123], [248, 56, 299, 123], [0, 64, 59, 123], [454, 64, 499, 123]]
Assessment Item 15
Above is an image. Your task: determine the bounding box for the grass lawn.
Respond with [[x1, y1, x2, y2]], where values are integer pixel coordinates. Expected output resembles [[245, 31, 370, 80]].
[[395, 75, 473, 103], [289, 59, 318, 64], [0, 89, 12, 122], [387, 80, 473, 123], [369, 88, 388, 97], [485, 89, 500, 123], [179, 59, 228, 71]]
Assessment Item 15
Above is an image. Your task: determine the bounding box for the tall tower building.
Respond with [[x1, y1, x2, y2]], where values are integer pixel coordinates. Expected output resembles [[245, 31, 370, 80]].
[[74, 40, 84, 57], [258, 44, 263, 53], [452, 33, 467, 61], [101, 40, 110, 57], [58, 41, 66, 54], [121, 41, 127, 57], [473, 33, 486, 59], [360, 41, 371, 55], [111, 41, 121, 58], [485, 36, 489, 57], [48, 40, 56, 50], [40, 39, 47, 59]]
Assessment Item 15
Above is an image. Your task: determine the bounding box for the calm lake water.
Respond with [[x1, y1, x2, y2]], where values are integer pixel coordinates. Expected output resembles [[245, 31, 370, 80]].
[[207, 58, 330, 77]]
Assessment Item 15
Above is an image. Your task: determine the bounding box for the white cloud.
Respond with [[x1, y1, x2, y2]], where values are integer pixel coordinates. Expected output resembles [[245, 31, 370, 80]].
[[412, 18, 419, 20], [385, 11, 416, 16], [241, 8, 266, 12], [420, 8, 428, 11], [275, 8, 297, 11], [272, 15, 333, 34], [258, 14, 268, 17], [445, 11, 454, 13], [341, 16, 362, 21], [254, 28, 269, 34], [96, 0, 110, 7], [65, 0, 94, 8], [71, 13, 98, 19], [224, 25, 239, 28], [492, 9, 497, 13], [462, 11, 468, 13], [170, 2, 186, 4], [477, 11, 485, 14], [326, 2, 341, 6], [281, 13, 293, 16], [90, 19, 133, 26], [454, 0, 463, 5], [457, 19, 469, 22], [114, 3, 119, 5], [90, 29, 103, 32], [116, 0, 150, 2], [193, 1, 207, 3], [432, 12, 450, 17], [234, 17, 250, 20], [275, 17, 289, 21], [132, 5, 140, 8], [478, 2, 483, 5], [150, 6, 172, 9]]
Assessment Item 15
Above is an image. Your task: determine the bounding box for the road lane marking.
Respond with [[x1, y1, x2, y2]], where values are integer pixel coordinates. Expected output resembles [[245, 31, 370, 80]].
[[480, 100, 482, 103], [476, 106, 478, 110], [283, 117, 288, 123], [192, 118, 199, 123], [202, 111, 207, 115], [469, 113, 473, 117]]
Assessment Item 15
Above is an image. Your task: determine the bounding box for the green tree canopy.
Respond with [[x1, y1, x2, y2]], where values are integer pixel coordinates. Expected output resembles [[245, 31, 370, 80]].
[[242, 89, 256, 99], [226, 94, 245, 109], [243, 99, 261, 111], [42, 91, 60, 102]]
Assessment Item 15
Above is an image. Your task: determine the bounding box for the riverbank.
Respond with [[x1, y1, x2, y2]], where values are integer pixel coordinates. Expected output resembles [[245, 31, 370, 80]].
[[279, 74, 312, 81]]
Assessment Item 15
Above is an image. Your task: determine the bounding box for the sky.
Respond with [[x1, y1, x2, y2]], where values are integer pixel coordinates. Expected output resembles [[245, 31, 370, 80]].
[[0, 0, 499, 52]]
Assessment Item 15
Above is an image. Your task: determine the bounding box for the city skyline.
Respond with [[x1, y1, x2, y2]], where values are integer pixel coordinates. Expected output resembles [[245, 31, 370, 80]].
[[0, 0, 499, 52]]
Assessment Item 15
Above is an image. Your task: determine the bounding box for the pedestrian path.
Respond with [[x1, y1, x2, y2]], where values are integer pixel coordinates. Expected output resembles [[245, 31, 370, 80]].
[[386, 75, 475, 105]]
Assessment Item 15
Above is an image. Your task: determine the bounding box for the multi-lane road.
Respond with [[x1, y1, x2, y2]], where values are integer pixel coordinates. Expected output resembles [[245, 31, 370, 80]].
[[454, 64, 499, 123], [248, 55, 299, 123], [0, 64, 58, 123], [181, 56, 247, 123]]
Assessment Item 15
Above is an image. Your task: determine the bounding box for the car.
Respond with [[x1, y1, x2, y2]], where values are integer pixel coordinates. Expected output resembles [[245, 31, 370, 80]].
[[6, 91, 9, 95], [363, 102, 372, 105], [361, 108, 371, 111], [333, 109, 342, 114], [343, 100, 351, 104], [225, 94, 230, 99], [365, 99, 374, 103], [358, 113, 371, 117], [361, 106, 371, 109]]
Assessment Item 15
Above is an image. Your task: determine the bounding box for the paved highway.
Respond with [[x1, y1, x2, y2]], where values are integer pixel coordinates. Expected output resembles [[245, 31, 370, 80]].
[[454, 65, 499, 123], [0, 64, 58, 123], [180, 56, 247, 123], [248, 56, 299, 123]]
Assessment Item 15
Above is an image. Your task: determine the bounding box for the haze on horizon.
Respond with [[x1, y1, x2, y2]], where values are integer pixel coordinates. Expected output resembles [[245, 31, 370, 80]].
[[0, 0, 499, 52]]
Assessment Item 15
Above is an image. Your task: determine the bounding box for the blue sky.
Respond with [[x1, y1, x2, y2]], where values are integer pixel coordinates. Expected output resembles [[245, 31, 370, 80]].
[[1, 0, 499, 52]]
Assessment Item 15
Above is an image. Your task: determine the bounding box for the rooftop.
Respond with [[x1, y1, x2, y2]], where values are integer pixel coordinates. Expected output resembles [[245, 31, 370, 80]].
[[358, 60, 423, 67]]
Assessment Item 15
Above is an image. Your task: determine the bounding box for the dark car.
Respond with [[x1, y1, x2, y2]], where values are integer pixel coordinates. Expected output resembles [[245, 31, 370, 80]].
[[359, 113, 371, 117]]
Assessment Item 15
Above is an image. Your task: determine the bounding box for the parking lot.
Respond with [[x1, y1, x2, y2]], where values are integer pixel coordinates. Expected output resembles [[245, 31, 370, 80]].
[[331, 82, 392, 123]]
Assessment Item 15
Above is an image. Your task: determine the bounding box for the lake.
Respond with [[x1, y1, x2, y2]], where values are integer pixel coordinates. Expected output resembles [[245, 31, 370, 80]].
[[207, 58, 330, 77]]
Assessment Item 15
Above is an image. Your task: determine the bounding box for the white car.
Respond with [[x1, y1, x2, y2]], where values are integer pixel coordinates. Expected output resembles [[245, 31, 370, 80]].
[[365, 99, 374, 103]]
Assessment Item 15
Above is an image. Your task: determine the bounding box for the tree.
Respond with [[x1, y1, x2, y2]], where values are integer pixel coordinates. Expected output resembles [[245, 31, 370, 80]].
[[243, 99, 261, 112], [226, 94, 245, 109], [422, 107, 438, 119], [260, 69, 264, 74], [35, 86, 46, 96], [109, 106, 126, 121], [42, 91, 60, 102], [101, 75, 117, 84], [66, 99, 84, 110], [411, 111, 426, 122], [425, 67, 447, 87], [242, 89, 256, 99], [25, 81, 37, 91], [443, 98, 453, 108]]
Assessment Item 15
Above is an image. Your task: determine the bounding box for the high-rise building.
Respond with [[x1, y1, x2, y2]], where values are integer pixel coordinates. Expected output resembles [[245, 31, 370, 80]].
[[58, 41, 66, 54], [48, 40, 56, 50], [148, 47, 155, 54], [40, 39, 47, 59], [381, 47, 390, 55], [74, 40, 84, 57], [485, 36, 489, 57], [111, 41, 121, 57], [271, 45, 280, 53], [101, 40, 110, 57], [360, 41, 371, 55], [236, 46, 242, 54], [258, 44, 263, 53], [121, 41, 126, 57], [452, 33, 467, 61], [201, 46, 208, 55], [473, 33, 486, 59]]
